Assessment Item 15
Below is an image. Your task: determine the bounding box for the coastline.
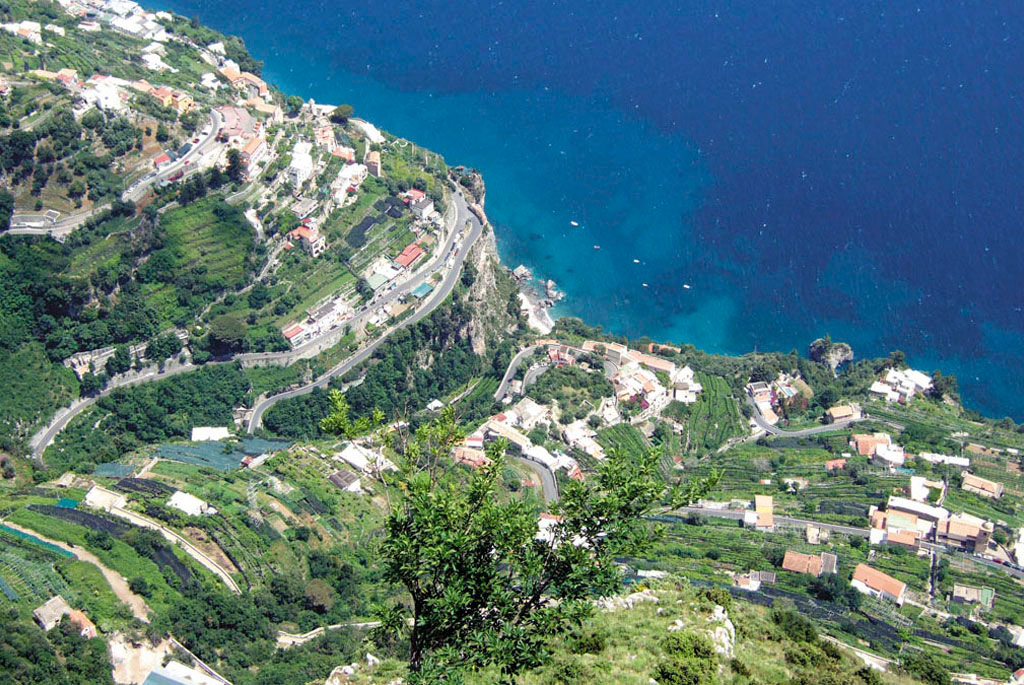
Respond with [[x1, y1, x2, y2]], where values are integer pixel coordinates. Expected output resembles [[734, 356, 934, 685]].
[[456, 171, 557, 336]]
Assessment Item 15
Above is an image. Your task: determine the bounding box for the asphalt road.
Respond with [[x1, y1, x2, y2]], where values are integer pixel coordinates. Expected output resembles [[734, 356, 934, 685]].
[[746, 395, 861, 437], [123, 109, 222, 202], [246, 189, 483, 432], [494, 345, 542, 400], [670, 506, 870, 537], [31, 358, 207, 462], [30, 188, 478, 458], [511, 456, 559, 504]]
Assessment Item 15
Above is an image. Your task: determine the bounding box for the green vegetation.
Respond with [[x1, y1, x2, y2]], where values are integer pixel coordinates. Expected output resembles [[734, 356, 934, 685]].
[[137, 198, 257, 327], [263, 297, 486, 438], [597, 423, 650, 460], [0, 611, 113, 685], [528, 364, 613, 424], [317, 402, 718, 681], [663, 373, 745, 453], [45, 364, 249, 473]]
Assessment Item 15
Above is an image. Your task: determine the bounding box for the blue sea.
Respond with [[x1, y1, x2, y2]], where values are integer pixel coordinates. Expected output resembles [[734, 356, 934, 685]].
[[153, 0, 1024, 419]]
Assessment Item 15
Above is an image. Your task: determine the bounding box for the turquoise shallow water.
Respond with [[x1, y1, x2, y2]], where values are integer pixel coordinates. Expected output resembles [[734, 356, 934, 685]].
[[152, 0, 1024, 419]]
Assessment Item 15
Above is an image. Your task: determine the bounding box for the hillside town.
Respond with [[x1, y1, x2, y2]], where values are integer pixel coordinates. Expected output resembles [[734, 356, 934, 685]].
[[3, 1, 1024, 684]]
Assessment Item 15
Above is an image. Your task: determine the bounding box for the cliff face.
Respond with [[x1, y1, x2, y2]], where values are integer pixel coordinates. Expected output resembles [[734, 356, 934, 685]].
[[463, 227, 519, 355]]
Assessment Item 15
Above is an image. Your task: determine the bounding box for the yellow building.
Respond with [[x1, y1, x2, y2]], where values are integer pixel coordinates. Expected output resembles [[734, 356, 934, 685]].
[[171, 90, 194, 113]]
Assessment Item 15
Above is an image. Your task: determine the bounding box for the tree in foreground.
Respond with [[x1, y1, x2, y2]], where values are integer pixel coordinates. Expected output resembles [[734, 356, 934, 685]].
[[321, 399, 719, 682]]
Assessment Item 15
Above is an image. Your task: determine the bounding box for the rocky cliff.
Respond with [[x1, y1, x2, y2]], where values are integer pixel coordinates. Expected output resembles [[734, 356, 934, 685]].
[[462, 222, 520, 356], [809, 336, 854, 375]]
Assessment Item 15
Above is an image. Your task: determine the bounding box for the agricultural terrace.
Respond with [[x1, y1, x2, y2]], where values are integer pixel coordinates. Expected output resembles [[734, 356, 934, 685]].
[[662, 373, 746, 454], [138, 198, 258, 328]]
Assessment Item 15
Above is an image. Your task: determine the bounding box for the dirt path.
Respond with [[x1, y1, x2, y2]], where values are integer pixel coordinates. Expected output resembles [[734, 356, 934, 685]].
[[2, 521, 150, 622]]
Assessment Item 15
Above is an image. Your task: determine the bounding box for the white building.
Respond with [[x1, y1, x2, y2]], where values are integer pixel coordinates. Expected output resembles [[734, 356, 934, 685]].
[[335, 442, 396, 475], [507, 397, 550, 431], [871, 367, 933, 403], [562, 420, 606, 460], [191, 426, 230, 442], [167, 491, 216, 516], [85, 486, 126, 512], [287, 141, 314, 187], [671, 365, 702, 404], [909, 476, 945, 503], [872, 442, 906, 469], [918, 452, 970, 469], [411, 196, 434, 219]]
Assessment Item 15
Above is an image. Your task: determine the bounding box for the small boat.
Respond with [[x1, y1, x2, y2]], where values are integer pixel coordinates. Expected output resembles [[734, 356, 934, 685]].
[[683, 284, 691, 289], [570, 220, 579, 227], [593, 245, 600, 250], [633, 258, 640, 264], [642, 283, 649, 288]]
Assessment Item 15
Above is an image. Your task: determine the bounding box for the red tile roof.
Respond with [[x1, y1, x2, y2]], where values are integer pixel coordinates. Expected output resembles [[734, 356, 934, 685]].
[[283, 325, 305, 339], [395, 242, 425, 268], [853, 563, 906, 598], [782, 550, 822, 576]]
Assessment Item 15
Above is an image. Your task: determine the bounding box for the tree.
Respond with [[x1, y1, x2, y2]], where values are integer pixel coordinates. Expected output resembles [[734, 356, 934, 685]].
[[0, 188, 13, 231], [81, 108, 105, 130], [68, 179, 86, 200], [248, 281, 271, 310], [104, 344, 132, 376], [901, 650, 951, 685], [209, 314, 247, 351], [816, 387, 838, 409], [304, 579, 335, 613], [286, 95, 304, 116], [929, 370, 959, 401], [179, 110, 200, 133], [225, 147, 244, 182], [329, 104, 354, 125], [79, 371, 107, 396], [145, 332, 182, 361], [207, 165, 226, 189], [333, 406, 719, 681], [129, 577, 152, 597], [656, 632, 719, 685], [155, 123, 169, 142]]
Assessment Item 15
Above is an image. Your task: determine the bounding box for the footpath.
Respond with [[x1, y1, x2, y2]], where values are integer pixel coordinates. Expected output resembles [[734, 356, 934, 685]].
[[0, 520, 151, 622]]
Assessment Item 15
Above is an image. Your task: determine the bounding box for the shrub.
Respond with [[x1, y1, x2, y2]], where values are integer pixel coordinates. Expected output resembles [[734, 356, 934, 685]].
[[700, 586, 732, 611], [655, 656, 717, 685], [568, 626, 608, 654]]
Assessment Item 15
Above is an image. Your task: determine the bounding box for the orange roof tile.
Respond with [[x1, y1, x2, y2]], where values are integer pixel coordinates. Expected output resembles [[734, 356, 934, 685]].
[[853, 563, 906, 598], [782, 550, 822, 576]]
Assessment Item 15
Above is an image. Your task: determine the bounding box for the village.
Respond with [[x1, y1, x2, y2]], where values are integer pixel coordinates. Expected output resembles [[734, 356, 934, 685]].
[[4, 1, 1024, 683]]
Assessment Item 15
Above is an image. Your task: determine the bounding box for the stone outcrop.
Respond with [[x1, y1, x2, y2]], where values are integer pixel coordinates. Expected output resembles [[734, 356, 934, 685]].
[[809, 337, 854, 375], [596, 588, 660, 612], [706, 605, 735, 659]]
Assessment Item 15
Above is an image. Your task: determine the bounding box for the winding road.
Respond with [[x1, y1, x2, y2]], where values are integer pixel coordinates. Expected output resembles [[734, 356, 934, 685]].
[[26, 186, 483, 462], [245, 189, 482, 431]]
